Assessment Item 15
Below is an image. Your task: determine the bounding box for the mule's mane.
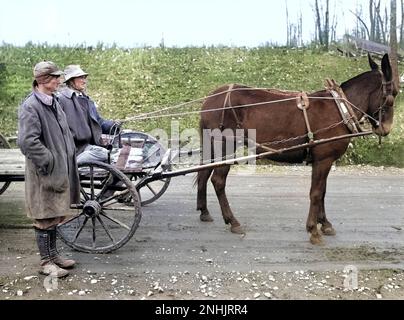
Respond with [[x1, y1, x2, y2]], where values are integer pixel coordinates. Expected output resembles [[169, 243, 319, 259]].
[[228, 85, 302, 98], [340, 70, 378, 90], [265, 88, 301, 97], [230, 85, 328, 99]]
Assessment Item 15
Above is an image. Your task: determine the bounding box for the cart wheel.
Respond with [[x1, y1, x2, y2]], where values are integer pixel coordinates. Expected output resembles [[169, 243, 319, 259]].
[[57, 161, 141, 254], [0, 133, 11, 195], [138, 177, 171, 206], [119, 176, 170, 207]]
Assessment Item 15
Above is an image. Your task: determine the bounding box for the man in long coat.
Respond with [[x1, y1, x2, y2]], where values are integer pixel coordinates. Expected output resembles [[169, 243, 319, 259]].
[[58, 65, 120, 163], [18, 61, 80, 277]]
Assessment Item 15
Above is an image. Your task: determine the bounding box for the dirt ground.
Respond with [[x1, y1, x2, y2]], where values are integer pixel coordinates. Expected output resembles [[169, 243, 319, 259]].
[[0, 165, 404, 301]]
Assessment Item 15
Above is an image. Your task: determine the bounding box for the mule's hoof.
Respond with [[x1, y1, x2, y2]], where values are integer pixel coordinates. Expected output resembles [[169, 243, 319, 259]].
[[321, 227, 336, 236], [200, 213, 214, 222], [310, 234, 323, 245], [231, 225, 245, 234]]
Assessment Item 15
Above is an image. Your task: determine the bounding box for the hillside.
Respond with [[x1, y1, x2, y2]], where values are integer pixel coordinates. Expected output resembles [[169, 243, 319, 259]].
[[0, 44, 403, 166]]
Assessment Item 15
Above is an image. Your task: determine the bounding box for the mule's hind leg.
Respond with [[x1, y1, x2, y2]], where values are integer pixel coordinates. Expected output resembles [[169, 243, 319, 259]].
[[197, 168, 214, 222], [211, 165, 244, 234], [307, 159, 334, 245]]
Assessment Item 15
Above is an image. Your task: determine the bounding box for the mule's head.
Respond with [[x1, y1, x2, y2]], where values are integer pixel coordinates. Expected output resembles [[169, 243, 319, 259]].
[[367, 54, 398, 136]]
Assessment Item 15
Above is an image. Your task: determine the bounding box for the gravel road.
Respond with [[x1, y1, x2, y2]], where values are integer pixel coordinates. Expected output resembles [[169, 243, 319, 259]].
[[0, 165, 403, 300]]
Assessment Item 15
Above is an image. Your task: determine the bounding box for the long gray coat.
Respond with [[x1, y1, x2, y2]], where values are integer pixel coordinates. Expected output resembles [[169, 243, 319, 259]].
[[18, 91, 80, 220], [58, 88, 116, 154]]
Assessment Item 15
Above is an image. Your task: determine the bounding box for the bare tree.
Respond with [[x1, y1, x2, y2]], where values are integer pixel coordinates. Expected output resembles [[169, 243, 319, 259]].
[[285, 0, 303, 47], [330, 0, 338, 43], [370, 0, 376, 40], [314, 0, 331, 48], [324, 0, 330, 47], [315, 0, 323, 45], [298, 11, 303, 46], [385, 6, 389, 41], [374, 0, 382, 42], [286, 0, 290, 46], [390, 0, 399, 88], [374, 0, 389, 43], [401, 0, 404, 48], [350, 8, 371, 39]]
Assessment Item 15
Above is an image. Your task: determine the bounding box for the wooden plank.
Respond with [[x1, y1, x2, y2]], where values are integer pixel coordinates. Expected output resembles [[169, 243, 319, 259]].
[[0, 149, 25, 175]]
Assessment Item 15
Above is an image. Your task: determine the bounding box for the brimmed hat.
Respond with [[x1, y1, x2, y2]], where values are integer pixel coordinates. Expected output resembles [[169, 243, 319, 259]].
[[64, 65, 89, 82], [33, 61, 64, 78]]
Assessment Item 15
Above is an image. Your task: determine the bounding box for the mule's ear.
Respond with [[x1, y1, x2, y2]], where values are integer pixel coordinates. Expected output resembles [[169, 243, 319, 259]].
[[368, 53, 379, 70], [381, 54, 393, 81]]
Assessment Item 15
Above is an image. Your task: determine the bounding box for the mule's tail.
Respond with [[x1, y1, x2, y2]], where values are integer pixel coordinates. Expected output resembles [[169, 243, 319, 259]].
[[193, 169, 214, 189], [193, 172, 199, 189], [193, 116, 213, 189], [194, 115, 204, 189]]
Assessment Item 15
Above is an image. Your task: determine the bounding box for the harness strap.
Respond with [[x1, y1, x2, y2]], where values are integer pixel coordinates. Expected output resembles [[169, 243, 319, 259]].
[[296, 92, 314, 143], [296, 92, 314, 164], [219, 84, 243, 130], [325, 79, 362, 133]]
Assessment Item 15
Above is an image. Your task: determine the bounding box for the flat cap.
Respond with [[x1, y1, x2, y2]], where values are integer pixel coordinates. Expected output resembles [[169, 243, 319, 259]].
[[33, 61, 64, 78]]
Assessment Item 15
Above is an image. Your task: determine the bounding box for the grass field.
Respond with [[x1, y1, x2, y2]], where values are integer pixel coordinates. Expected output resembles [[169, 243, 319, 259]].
[[1, 44, 403, 166]]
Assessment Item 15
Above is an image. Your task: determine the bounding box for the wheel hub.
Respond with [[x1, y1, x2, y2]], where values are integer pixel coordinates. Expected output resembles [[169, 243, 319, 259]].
[[83, 200, 102, 217]]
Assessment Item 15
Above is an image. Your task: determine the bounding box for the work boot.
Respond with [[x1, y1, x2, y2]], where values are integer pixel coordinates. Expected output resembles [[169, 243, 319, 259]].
[[35, 227, 69, 278], [49, 227, 76, 269]]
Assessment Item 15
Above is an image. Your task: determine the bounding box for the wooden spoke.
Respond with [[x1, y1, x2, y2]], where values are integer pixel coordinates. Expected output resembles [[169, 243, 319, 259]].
[[99, 189, 130, 206], [146, 183, 158, 196], [96, 215, 115, 243], [100, 210, 131, 231], [91, 217, 96, 249], [72, 216, 89, 243], [58, 213, 83, 226], [80, 186, 90, 201], [90, 166, 95, 200], [99, 205, 134, 211], [95, 173, 113, 201], [58, 160, 141, 253]]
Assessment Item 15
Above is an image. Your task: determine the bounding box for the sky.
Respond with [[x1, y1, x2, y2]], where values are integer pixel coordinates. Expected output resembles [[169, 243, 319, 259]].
[[0, 0, 393, 48]]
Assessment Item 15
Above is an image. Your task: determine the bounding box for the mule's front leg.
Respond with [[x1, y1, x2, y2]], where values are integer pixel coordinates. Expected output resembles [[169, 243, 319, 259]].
[[211, 166, 244, 234], [315, 181, 336, 236], [307, 160, 333, 245], [318, 198, 336, 236], [307, 194, 323, 245], [196, 169, 214, 222]]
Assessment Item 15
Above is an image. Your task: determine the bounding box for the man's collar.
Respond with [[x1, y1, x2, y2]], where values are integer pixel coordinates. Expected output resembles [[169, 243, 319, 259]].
[[63, 86, 87, 98], [33, 89, 54, 106]]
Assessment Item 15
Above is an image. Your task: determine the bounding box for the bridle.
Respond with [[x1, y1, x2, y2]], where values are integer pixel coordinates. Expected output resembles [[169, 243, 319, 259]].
[[371, 72, 395, 127]]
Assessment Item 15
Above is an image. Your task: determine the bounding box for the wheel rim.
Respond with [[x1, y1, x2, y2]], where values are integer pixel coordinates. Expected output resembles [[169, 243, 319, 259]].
[[57, 161, 142, 253], [0, 181, 11, 195], [138, 177, 171, 206], [0, 133, 11, 195]]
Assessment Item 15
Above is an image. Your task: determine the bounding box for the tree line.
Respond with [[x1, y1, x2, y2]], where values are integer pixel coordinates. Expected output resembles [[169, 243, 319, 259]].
[[285, 0, 400, 86], [285, 0, 401, 49]]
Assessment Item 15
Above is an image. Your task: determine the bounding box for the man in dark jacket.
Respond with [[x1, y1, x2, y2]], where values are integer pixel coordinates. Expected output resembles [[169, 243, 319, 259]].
[[58, 65, 121, 163], [18, 61, 80, 278]]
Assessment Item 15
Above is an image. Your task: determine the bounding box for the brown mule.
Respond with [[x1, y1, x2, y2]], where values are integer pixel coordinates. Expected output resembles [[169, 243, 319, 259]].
[[196, 54, 397, 244]]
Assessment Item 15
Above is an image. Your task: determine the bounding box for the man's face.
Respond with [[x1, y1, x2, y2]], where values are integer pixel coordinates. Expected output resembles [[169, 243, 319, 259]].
[[71, 75, 88, 92], [43, 75, 61, 93]]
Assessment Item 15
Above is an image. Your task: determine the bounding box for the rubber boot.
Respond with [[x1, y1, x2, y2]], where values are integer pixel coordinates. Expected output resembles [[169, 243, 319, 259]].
[[35, 227, 69, 278]]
